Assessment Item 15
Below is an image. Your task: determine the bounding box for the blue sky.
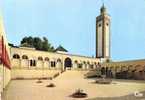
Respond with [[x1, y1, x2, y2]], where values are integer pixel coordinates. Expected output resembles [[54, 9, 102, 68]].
[[0, 0, 145, 61]]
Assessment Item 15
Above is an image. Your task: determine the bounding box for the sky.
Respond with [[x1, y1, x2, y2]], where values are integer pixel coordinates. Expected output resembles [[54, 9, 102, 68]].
[[0, 0, 145, 61]]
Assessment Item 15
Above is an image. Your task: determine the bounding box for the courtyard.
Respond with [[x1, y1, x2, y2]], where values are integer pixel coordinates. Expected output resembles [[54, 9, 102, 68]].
[[3, 71, 145, 100]]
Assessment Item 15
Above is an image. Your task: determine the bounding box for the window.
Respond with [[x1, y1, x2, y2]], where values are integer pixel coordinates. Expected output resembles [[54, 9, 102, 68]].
[[13, 54, 20, 59], [78, 64, 82, 68], [74, 60, 78, 64], [30, 60, 36, 66], [83, 61, 86, 64], [99, 24, 101, 27], [57, 58, 61, 62], [87, 61, 90, 65], [22, 55, 28, 59], [106, 23, 109, 26], [38, 57, 43, 61], [45, 57, 49, 61], [30, 60, 33, 66], [51, 61, 56, 67]]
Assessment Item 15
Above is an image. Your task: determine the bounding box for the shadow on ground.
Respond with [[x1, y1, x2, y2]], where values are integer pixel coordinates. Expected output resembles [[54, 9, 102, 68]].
[[86, 91, 145, 100]]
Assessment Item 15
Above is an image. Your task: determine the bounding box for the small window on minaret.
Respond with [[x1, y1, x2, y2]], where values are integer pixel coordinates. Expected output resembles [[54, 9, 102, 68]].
[[106, 23, 109, 26], [99, 24, 101, 27]]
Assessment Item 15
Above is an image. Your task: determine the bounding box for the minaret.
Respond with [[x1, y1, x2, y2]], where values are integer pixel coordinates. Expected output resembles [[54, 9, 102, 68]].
[[96, 4, 111, 60]]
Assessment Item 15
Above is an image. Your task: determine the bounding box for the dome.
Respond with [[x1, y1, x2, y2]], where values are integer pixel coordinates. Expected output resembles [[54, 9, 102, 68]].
[[100, 4, 107, 14]]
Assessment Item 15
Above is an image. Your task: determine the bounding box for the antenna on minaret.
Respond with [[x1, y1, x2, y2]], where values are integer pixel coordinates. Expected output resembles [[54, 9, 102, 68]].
[[100, 0, 107, 14], [101, 0, 105, 5]]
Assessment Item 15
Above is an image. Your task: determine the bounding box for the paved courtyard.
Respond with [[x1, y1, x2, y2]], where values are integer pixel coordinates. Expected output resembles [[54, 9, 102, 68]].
[[3, 71, 145, 100]]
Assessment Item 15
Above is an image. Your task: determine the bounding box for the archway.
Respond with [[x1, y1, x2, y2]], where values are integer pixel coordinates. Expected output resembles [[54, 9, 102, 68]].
[[64, 57, 72, 69], [22, 55, 29, 68], [57, 58, 62, 69], [12, 54, 20, 67], [101, 67, 105, 75]]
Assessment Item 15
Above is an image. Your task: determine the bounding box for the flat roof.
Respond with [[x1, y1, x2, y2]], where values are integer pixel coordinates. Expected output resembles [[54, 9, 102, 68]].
[[11, 46, 97, 60]]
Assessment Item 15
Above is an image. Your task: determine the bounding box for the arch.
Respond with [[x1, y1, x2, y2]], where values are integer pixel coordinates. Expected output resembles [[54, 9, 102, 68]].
[[121, 66, 128, 71], [101, 67, 105, 75], [90, 62, 94, 65], [44, 57, 49, 61], [87, 61, 90, 65], [94, 62, 97, 65], [128, 65, 133, 71], [13, 54, 20, 59], [74, 60, 78, 64], [115, 66, 121, 72], [12, 54, 20, 67], [56, 58, 62, 69], [64, 57, 72, 68], [83, 61, 86, 64], [82, 61, 87, 69], [110, 66, 114, 71], [37, 57, 43, 68], [44, 57, 50, 68], [134, 65, 140, 72], [90, 64, 94, 69], [135, 65, 143, 72], [86, 61, 91, 69], [22, 55, 28, 59], [78, 63, 83, 69], [97, 62, 101, 67], [93, 62, 97, 69], [106, 67, 111, 77], [105, 66, 109, 77], [21, 55, 29, 67], [38, 56, 43, 61], [57, 58, 61, 62], [106, 67, 109, 71], [90, 62, 94, 69]]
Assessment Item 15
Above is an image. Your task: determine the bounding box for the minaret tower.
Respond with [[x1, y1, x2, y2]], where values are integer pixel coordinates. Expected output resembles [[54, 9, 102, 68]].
[[96, 4, 111, 60]]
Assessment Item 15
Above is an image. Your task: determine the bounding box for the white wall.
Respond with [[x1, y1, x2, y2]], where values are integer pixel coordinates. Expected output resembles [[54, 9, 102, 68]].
[[0, 65, 11, 92], [11, 69, 60, 79]]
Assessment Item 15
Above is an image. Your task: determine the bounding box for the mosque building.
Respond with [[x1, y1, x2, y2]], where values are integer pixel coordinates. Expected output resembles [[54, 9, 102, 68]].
[[0, 5, 145, 93]]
